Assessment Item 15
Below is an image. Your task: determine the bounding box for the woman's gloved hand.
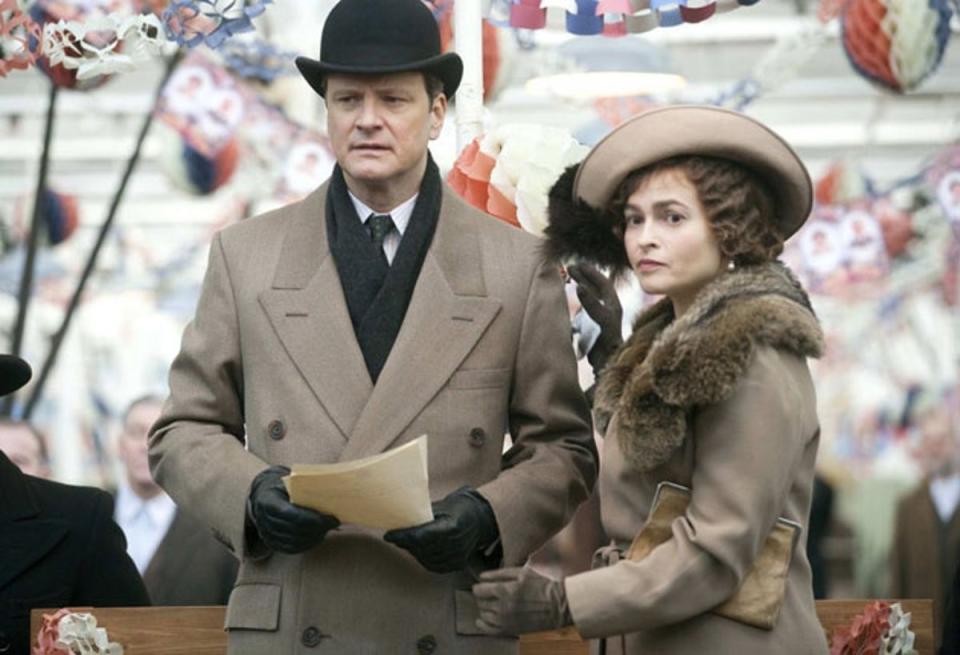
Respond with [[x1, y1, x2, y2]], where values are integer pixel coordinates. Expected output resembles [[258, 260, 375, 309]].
[[568, 263, 623, 373], [472, 566, 572, 635]]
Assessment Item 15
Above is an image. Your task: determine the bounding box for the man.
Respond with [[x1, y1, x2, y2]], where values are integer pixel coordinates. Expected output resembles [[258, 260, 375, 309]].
[[0, 355, 149, 655], [114, 395, 237, 605], [0, 418, 50, 478], [148, 1, 596, 653]]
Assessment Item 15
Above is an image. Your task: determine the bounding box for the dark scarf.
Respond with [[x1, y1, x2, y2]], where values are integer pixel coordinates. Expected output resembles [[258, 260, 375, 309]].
[[326, 156, 442, 382]]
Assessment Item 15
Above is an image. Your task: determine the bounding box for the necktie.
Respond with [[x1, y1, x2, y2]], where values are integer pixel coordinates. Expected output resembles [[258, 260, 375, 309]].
[[367, 213, 394, 265]]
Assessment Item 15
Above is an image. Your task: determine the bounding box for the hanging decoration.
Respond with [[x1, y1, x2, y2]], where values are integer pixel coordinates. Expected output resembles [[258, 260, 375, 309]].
[[39, 12, 167, 81], [219, 35, 295, 82], [160, 0, 271, 50], [12, 188, 80, 247], [447, 124, 588, 235], [840, 0, 953, 94], [157, 122, 239, 195], [28, 0, 136, 89], [0, 0, 43, 77], [155, 53, 246, 156], [493, 0, 763, 35]]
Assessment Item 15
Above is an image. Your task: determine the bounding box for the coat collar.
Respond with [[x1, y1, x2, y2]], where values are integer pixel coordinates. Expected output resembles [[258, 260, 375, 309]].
[[259, 182, 500, 458], [594, 262, 823, 472], [0, 450, 39, 522]]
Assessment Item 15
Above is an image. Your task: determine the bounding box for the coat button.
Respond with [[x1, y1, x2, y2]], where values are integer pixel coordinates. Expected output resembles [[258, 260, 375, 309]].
[[416, 634, 437, 654], [268, 420, 286, 440], [468, 427, 486, 447], [301, 626, 327, 648]]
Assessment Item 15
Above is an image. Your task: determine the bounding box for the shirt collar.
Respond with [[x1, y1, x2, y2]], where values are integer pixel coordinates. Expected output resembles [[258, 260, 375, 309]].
[[348, 191, 417, 237], [116, 481, 177, 526]]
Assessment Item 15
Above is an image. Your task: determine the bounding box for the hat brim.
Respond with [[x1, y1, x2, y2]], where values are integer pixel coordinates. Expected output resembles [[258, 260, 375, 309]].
[[574, 105, 813, 238], [0, 354, 31, 397], [295, 52, 464, 100]]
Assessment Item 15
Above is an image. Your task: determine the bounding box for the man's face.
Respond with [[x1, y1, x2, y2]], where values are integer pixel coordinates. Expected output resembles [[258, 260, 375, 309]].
[[0, 422, 47, 478], [117, 401, 163, 491], [325, 72, 446, 195]]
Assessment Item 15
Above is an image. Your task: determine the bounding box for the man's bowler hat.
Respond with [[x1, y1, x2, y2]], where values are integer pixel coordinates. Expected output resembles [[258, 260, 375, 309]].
[[295, 0, 464, 100], [0, 355, 31, 397]]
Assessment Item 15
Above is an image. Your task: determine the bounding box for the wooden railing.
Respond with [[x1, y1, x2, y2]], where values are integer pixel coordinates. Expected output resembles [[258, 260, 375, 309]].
[[31, 600, 935, 655]]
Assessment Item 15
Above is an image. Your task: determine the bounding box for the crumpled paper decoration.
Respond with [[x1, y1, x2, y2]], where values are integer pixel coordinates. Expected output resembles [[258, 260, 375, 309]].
[[882, 603, 918, 655], [32, 609, 123, 655], [841, 0, 953, 93], [830, 600, 890, 655], [162, 0, 271, 49], [40, 12, 166, 80], [0, 0, 43, 77], [447, 124, 588, 236]]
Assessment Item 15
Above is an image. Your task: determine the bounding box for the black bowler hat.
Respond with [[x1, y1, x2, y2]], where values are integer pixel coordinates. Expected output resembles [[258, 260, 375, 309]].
[[0, 355, 31, 397], [295, 0, 463, 99]]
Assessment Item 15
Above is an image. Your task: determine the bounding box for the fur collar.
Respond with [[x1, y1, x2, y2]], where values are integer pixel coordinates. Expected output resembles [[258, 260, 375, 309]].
[[594, 262, 823, 472]]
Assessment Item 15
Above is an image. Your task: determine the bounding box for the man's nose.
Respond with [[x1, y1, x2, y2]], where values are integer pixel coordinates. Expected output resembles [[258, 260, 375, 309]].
[[356, 96, 382, 129]]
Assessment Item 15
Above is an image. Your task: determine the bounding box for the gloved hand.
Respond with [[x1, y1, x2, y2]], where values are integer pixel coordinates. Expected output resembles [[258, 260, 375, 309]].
[[568, 263, 623, 373], [383, 486, 499, 573], [472, 567, 572, 635], [247, 465, 340, 554]]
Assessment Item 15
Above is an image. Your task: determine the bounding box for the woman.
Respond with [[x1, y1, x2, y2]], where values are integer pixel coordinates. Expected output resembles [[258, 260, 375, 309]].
[[472, 106, 828, 654]]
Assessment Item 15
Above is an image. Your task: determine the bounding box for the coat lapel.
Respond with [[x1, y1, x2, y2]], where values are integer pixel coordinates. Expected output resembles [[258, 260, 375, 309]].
[[259, 183, 373, 441], [0, 454, 70, 591], [340, 190, 501, 460]]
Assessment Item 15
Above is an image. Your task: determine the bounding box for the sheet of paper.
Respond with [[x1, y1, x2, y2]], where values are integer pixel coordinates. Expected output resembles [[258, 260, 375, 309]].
[[283, 434, 432, 530]]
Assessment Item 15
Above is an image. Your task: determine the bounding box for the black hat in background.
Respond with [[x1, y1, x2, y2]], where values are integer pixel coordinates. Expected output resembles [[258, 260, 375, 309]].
[[0, 354, 31, 397], [295, 0, 463, 99]]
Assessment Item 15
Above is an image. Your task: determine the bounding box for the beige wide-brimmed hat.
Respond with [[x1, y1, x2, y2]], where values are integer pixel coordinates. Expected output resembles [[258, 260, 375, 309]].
[[573, 105, 812, 238]]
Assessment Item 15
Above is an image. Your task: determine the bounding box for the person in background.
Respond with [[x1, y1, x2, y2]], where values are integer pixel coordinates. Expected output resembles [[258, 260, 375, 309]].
[[473, 105, 828, 654], [890, 387, 960, 650], [808, 473, 835, 599], [0, 354, 149, 655], [114, 395, 237, 605], [0, 418, 50, 478]]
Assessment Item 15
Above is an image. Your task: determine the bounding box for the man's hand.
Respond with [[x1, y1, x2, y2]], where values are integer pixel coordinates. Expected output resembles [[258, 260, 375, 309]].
[[472, 567, 572, 635], [247, 465, 340, 554], [383, 486, 499, 573], [568, 263, 623, 372]]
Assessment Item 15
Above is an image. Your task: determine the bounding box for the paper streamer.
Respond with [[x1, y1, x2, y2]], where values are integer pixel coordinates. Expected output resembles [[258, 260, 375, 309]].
[[162, 0, 272, 49]]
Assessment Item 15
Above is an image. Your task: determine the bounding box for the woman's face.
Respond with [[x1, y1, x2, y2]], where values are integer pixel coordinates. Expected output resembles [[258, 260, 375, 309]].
[[622, 167, 725, 313]]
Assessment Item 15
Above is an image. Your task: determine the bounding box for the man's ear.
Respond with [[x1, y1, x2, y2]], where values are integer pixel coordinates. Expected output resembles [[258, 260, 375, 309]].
[[429, 93, 447, 140]]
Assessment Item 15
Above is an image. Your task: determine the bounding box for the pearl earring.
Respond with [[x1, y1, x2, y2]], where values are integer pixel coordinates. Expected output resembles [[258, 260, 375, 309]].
[[727, 260, 736, 272]]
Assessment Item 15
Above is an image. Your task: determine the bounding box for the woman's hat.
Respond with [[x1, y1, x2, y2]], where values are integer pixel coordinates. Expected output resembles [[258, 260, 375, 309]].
[[575, 105, 813, 237], [295, 0, 464, 100], [0, 354, 31, 397]]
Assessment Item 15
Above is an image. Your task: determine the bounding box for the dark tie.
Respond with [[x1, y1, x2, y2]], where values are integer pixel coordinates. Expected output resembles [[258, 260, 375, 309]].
[[367, 213, 395, 265]]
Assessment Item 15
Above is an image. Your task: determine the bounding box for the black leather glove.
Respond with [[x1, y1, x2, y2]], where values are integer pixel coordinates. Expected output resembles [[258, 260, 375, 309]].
[[473, 567, 573, 635], [247, 465, 340, 554], [568, 263, 623, 373], [383, 486, 499, 574]]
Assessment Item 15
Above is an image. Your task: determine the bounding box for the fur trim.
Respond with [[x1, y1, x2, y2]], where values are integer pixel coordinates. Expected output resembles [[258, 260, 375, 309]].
[[594, 262, 823, 472], [541, 164, 631, 278]]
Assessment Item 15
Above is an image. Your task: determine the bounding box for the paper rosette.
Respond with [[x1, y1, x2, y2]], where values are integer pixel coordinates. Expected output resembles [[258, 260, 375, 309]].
[[13, 188, 80, 247], [158, 122, 238, 195], [841, 0, 953, 93], [447, 124, 588, 236]]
